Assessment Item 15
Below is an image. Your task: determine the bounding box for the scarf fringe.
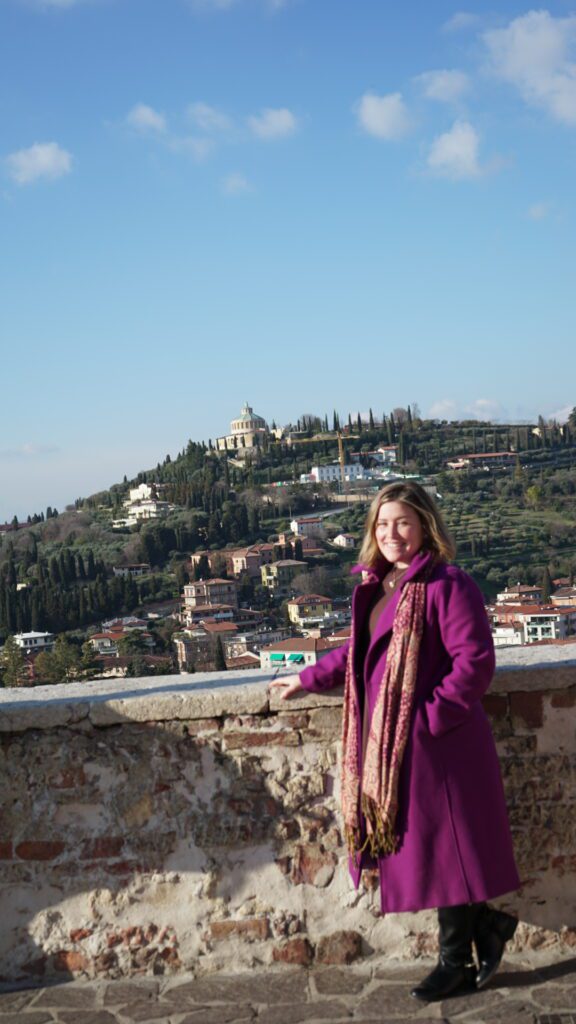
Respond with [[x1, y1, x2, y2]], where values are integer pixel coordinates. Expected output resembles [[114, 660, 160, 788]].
[[346, 796, 399, 863]]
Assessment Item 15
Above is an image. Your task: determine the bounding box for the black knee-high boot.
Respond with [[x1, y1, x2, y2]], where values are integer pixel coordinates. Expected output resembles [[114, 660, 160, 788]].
[[473, 903, 518, 989], [410, 904, 477, 1002]]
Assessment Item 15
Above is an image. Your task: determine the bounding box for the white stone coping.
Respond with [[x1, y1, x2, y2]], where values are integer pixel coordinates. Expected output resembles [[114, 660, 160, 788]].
[[0, 646, 574, 732]]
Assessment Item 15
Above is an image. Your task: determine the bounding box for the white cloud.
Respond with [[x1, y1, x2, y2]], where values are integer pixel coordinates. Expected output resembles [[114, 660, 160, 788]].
[[442, 11, 480, 34], [527, 201, 551, 221], [0, 442, 58, 460], [547, 404, 573, 423], [5, 142, 72, 185], [428, 400, 460, 420], [248, 107, 298, 139], [169, 136, 213, 161], [221, 172, 252, 194], [465, 398, 503, 420], [416, 69, 470, 103], [427, 120, 482, 180], [428, 398, 504, 421], [126, 103, 167, 134], [356, 92, 412, 140], [188, 102, 231, 133], [483, 11, 576, 125]]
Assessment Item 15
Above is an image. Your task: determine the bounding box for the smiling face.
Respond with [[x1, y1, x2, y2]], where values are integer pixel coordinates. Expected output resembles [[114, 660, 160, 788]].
[[374, 500, 424, 568]]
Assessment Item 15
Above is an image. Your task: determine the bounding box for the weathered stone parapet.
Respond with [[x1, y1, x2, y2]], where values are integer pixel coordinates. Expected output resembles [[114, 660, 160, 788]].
[[0, 647, 574, 982]]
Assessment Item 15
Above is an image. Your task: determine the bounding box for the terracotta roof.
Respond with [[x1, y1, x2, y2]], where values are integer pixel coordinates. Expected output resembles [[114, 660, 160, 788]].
[[498, 603, 572, 616], [500, 585, 541, 593], [184, 603, 234, 613], [225, 653, 261, 669], [287, 594, 332, 605], [268, 559, 308, 568], [261, 637, 343, 653], [202, 622, 239, 635], [189, 578, 236, 586]]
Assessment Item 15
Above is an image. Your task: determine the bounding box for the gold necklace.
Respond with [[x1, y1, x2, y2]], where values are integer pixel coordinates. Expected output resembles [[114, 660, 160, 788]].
[[385, 566, 407, 590]]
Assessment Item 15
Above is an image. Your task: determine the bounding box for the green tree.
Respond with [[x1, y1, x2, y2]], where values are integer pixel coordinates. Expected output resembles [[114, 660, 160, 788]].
[[541, 566, 552, 603], [0, 636, 28, 688], [525, 485, 542, 509], [34, 638, 81, 685], [116, 632, 149, 658], [213, 636, 227, 672]]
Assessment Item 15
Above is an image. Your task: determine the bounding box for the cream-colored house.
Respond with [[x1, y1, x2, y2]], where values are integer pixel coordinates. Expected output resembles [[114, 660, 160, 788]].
[[260, 559, 307, 597], [287, 594, 333, 628]]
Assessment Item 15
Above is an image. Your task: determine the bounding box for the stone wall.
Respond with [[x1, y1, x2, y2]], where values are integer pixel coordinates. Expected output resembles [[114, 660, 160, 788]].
[[0, 647, 575, 982]]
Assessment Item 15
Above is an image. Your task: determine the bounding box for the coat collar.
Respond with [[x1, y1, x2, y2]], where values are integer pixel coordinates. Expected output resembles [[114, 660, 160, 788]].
[[351, 549, 435, 653]]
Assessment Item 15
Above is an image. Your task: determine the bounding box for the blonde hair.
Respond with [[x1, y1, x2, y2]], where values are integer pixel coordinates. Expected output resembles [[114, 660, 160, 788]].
[[358, 481, 456, 570]]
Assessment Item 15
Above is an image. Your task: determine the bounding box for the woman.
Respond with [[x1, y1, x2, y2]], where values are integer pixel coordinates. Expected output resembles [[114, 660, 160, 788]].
[[270, 481, 519, 1002]]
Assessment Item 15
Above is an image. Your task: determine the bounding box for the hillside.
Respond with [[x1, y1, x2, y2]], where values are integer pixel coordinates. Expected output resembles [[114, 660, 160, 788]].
[[1, 411, 575, 644]]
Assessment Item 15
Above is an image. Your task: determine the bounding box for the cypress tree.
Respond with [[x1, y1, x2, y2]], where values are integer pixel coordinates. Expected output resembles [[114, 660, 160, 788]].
[[541, 566, 552, 603], [213, 636, 227, 673]]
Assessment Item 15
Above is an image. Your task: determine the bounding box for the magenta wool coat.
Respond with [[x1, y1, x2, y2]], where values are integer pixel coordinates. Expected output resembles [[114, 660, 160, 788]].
[[299, 550, 520, 914]]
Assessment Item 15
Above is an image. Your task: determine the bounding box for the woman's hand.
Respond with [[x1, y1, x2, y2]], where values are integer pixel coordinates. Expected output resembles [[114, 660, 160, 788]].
[[268, 673, 304, 700]]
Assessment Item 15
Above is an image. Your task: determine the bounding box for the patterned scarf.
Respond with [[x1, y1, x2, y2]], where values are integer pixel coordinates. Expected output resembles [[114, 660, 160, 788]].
[[341, 563, 430, 862]]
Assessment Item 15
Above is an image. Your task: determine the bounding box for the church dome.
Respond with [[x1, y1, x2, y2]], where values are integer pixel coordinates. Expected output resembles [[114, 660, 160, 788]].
[[231, 402, 267, 435]]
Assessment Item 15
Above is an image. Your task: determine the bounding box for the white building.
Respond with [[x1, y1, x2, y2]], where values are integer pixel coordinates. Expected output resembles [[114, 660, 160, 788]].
[[260, 637, 338, 672], [14, 631, 54, 654], [129, 483, 155, 503], [112, 564, 151, 578], [521, 607, 576, 644], [496, 584, 543, 605], [491, 602, 576, 644], [491, 624, 524, 647], [349, 447, 397, 466], [113, 500, 173, 529], [301, 463, 369, 485], [333, 533, 356, 549], [290, 516, 327, 538]]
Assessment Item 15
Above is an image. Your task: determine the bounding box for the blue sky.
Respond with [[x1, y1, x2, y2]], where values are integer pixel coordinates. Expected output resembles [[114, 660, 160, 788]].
[[1, 0, 575, 521]]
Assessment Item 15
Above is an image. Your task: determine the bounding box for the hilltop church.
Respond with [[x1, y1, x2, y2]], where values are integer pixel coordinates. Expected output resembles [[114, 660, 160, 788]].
[[216, 402, 270, 455]]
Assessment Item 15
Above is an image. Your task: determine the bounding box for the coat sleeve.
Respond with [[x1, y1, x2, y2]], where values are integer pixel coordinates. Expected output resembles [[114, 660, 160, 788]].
[[298, 641, 349, 693], [425, 569, 496, 738]]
